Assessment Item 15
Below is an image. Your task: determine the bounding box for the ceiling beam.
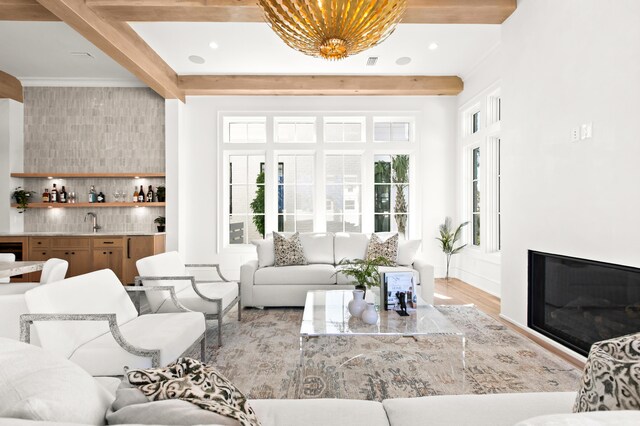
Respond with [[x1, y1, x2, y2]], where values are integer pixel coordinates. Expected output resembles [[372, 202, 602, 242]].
[[86, 0, 516, 24], [0, 70, 24, 102], [0, 0, 59, 21], [178, 75, 464, 96], [34, 0, 184, 101]]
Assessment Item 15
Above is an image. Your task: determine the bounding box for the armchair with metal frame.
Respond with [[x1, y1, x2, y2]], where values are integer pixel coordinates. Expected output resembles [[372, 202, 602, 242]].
[[135, 252, 241, 347]]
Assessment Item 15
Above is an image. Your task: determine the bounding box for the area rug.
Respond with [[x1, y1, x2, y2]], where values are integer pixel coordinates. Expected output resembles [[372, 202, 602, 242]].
[[185, 305, 581, 401]]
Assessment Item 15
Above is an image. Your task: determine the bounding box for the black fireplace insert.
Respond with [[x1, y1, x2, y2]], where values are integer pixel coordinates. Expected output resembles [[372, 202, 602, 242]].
[[528, 250, 640, 356]]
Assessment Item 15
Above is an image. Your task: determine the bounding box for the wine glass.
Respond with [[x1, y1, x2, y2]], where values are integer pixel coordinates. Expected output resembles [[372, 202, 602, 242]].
[[112, 190, 120, 203]]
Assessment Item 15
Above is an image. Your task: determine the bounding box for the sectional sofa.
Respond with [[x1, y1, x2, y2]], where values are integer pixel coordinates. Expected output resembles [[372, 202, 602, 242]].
[[3, 338, 639, 426], [241, 232, 435, 307]]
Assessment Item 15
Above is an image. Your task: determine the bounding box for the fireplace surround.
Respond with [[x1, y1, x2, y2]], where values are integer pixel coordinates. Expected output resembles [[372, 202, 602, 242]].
[[528, 250, 640, 356]]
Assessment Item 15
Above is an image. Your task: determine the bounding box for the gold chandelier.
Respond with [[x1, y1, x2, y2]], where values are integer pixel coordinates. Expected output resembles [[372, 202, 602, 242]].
[[257, 0, 407, 61]]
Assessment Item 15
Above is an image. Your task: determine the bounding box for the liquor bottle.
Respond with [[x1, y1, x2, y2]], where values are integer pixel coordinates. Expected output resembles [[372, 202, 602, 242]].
[[138, 185, 145, 203], [51, 184, 58, 203], [59, 186, 67, 203], [42, 188, 50, 203], [146, 185, 154, 203], [89, 185, 97, 203], [97, 191, 105, 203], [133, 187, 139, 203]]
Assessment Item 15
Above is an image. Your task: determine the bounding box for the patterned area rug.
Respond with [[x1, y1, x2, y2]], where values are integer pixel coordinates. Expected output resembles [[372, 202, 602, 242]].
[[186, 305, 581, 401]]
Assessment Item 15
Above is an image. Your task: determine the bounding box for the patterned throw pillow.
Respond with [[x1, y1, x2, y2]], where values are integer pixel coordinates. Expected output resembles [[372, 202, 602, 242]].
[[366, 233, 398, 266], [273, 232, 307, 266], [573, 332, 640, 412]]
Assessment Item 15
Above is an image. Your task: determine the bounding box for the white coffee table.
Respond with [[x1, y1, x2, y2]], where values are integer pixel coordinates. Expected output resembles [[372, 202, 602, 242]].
[[298, 290, 466, 397]]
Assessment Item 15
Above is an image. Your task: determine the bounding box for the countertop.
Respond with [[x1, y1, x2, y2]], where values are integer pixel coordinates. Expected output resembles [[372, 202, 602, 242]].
[[0, 232, 166, 237]]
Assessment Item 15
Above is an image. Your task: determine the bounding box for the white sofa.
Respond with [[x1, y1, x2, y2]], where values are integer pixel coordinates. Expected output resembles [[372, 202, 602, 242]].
[[2, 338, 639, 426], [241, 232, 435, 307]]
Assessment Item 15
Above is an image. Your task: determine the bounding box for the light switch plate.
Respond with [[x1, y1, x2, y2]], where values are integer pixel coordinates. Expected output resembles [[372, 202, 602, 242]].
[[581, 123, 593, 139]]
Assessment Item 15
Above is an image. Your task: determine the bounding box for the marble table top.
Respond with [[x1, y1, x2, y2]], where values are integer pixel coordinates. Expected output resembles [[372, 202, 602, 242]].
[[0, 261, 45, 279]]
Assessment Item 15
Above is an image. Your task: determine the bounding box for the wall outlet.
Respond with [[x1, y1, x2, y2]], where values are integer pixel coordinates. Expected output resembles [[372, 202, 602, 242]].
[[571, 127, 580, 142], [581, 123, 593, 140]]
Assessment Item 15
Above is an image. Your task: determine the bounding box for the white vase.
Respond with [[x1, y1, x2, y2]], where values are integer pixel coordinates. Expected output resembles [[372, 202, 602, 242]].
[[361, 303, 379, 325], [348, 289, 367, 317]]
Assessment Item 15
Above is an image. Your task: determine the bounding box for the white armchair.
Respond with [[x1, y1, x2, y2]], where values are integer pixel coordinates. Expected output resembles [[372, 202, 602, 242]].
[[29, 257, 69, 285], [21, 269, 206, 376], [136, 251, 241, 347], [0, 253, 15, 283]]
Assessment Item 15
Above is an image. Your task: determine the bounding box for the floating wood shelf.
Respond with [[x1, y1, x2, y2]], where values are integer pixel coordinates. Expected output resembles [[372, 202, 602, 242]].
[[12, 202, 166, 209], [11, 173, 165, 178]]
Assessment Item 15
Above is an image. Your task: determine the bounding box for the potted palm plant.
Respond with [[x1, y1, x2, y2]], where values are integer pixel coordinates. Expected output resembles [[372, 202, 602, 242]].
[[436, 217, 468, 281], [154, 216, 165, 232], [334, 256, 393, 297], [12, 187, 35, 213]]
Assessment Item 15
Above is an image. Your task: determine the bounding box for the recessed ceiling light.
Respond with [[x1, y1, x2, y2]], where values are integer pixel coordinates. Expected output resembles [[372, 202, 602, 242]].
[[428, 42, 439, 50], [188, 55, 206, 64], [209, 41, 219, 49], [396, 57, 412, 66]]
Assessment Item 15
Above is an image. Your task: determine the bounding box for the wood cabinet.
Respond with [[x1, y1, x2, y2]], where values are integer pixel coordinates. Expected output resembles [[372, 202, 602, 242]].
[[0, 234, 165, 284]]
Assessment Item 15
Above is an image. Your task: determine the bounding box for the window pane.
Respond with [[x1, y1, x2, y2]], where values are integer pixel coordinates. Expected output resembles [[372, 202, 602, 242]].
[[296, 185, 314, 214], [296, 156, 314, 184], [344, 155, 362, 183], [297, 123, 315, 142], [247, 217, 264, 242], [325, 156, 343, 184], [391, 155, 410, 184], [247, 123, 266, 142], [344, 185, 360, 211], [374, 214, 391, 232], [326, 184, 343, 214], [344, 123, 362, 142], [374, 122, 391, 141], [229, 123, 246, 143], [230, 185, 248, 214], [325, 123, 342, 142], [277, 123, 296, 142], [280, 214, 295, 232], [327, 220, 343, 233], [472, 148, 480, 180], [473, 181, 480, 213], [472, 112, 480, 133], [473, 214, 481, 246], [391, 123, 410, 141], [229, 156, 247, 184], [229, 216, 246, 245], [374, 185, 391, 213], [345, 216, 362, 232], [296, 215, 314, 232], [248, 155, 264, 183], [374, 158, 391, 183]]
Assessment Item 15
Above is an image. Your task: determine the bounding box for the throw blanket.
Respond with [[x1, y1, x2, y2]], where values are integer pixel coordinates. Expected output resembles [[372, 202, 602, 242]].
[[126, 357, 261, 426]]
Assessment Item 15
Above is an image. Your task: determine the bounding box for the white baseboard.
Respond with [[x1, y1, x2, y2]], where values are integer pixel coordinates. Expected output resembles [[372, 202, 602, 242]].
[[451, 267, 501, 297]]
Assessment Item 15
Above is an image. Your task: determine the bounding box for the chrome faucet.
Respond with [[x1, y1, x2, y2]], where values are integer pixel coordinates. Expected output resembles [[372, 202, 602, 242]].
[[85, 212, 101, 233]]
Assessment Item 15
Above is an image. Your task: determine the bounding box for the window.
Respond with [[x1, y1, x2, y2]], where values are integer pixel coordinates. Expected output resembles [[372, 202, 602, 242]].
[[374, 155, 410, 235], [223, 117, 266, 143], [471, 111, 480, 134], [471, 147, 481, 246], [326, 154, 362, 232], [274, 117, 316, 143], [487, 92, 502, 126], [373, 118, 413, 142], [228, 154, 265, 244], [324, 117, 365, 143], [277, 154, 315, 232]]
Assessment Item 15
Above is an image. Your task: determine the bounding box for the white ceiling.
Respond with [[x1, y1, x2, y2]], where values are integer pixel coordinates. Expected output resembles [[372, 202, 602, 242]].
[[0, 22, 140, 85], [131, 22, 500, 77], [0, 20, 500, 85]]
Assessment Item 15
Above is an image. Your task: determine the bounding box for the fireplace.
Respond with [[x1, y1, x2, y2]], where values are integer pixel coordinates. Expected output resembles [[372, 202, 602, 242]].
[[528, 250, 640, 356]]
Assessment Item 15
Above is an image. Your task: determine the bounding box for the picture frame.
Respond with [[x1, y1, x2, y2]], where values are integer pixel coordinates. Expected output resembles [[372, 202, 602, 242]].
[[382, 272, 417, 314]]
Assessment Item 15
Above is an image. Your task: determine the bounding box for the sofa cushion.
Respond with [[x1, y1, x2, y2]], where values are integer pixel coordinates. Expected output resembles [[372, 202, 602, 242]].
[[252, 239, 275, 268], [397, 239, 422, 266], [334, 233, 369, 264], [251, 399, 389, 426], [0, 338, 114, 425], [383, 392, 577, 426], [273, 232, 307, 266], [515, 411, 640, 426], [300, 233, 335, 264], [366, 233, 398, 266], [136, 252, 192, 313], [69, 312, 205, 376], [254, 265, 337, 286], [24, 269, 138, 359], [574, 332, 640, 412]]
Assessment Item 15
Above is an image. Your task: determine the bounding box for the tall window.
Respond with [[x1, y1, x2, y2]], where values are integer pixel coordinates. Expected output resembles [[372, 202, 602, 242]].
[[326, 154, 362, 232], [374, 155, 410, 235], [471, 148, 481, 246], [277, 154, 315, 232], [229, 155, 265, 244]]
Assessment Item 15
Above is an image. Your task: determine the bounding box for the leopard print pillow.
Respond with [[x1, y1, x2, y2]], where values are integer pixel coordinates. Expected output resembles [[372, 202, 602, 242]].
[[573, 332, 640, 412], [273, 232, 307, 266], [366, 233, 398, 266]]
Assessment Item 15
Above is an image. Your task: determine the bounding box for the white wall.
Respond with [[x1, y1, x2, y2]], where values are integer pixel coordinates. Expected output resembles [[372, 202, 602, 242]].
[[0, 99, 24, 233], [453, 46, 503, 295], [500, 0, 640, 337], [173, 96, 457, 279]]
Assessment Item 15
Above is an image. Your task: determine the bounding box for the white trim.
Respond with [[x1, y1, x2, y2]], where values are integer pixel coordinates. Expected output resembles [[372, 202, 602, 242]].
[[20, 78, 145, 87], [453, 266, 501, 297], [460, 42, 502, 81]]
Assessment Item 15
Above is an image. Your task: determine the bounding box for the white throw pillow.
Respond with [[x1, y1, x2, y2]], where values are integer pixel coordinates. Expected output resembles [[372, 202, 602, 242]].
[[0, 338, 114, 425], [397, 239, 422, 266], [334, 233, 369, 264], [252, 239, 275, 268], [299, 233, 334, 264]]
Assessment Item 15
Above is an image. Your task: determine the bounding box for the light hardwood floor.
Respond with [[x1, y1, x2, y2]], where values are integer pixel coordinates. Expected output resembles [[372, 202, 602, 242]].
[[434, 278, 585, 369]]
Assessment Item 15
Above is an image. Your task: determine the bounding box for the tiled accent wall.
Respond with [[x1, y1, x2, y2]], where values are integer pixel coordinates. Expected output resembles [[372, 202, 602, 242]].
[[22, 87, 165, 233]]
